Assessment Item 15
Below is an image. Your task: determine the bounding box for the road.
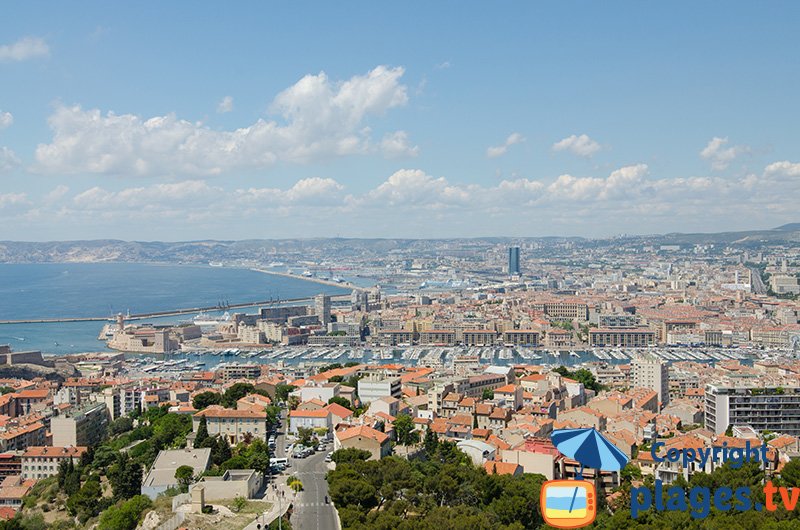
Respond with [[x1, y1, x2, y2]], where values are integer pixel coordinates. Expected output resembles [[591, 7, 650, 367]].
[[291, 450, 338, 530], [750, 267, 768, 295]]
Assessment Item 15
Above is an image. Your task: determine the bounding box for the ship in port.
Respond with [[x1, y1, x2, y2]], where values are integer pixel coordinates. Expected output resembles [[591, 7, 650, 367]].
[[193, 311, 231, 326]]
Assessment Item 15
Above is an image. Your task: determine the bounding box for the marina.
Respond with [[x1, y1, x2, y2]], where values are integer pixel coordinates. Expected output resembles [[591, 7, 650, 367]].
[[119, 345, 774, 375]]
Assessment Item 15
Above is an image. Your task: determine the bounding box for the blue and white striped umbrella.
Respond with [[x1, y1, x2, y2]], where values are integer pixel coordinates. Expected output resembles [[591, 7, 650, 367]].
[[550, 428, 629, 471]]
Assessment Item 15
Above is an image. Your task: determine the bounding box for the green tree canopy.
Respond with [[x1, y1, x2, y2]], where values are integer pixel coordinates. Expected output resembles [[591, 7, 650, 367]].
[[328, 396, 353, 410], [175, 465, 194, 490], [393, 414, 418, 446], [192, 391, 222, 410], [222, 383, 255, 408]]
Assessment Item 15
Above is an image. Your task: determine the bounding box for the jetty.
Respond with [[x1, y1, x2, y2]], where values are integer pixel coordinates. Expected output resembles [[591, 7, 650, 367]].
[[0, 294, 350, 325]]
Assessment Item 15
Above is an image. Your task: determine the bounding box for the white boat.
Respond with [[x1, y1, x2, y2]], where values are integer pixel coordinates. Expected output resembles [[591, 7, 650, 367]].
[[193, 311, 231, 326]]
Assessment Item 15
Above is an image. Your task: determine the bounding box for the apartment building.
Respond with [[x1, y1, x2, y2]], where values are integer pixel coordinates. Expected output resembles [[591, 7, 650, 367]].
[[192, 406, 268, 445], [589, 328, 656, 347], [51, 403, 109, 447], [218, 364, 262, 382], [21, 446, 87, 480], [419, 330, 457, 346], [502, 330, 540, 346], [705, 384, 800, 436], [631, 355, 669, 406], [357, 376, 402, 404], [462, 330, 497, 346]]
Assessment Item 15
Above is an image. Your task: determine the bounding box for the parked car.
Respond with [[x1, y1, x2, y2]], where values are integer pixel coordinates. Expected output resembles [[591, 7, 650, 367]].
[[324, 453, 332, 463]]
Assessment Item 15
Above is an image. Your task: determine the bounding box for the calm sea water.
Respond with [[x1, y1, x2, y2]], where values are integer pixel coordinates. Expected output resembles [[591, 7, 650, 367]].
[[0, 263, 349, 355]]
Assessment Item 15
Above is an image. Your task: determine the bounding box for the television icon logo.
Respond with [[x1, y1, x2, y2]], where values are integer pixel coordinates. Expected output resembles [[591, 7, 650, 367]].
[[540, 479, 597, 529]]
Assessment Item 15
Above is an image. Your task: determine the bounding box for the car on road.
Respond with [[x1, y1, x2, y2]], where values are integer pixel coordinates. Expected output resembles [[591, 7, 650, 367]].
[[324, 453, 332, 462]]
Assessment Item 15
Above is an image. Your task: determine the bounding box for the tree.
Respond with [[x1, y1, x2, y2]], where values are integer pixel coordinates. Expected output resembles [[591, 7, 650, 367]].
[[80, 445, 95, 468], [297, 427, 314, 447], [232, 495, 248, 512], [781, 458, 800, 486], [175, 465, 194, 492], [66, 474, 106, 523], [192, 391, 222, 410], [482, 389, 494, 400], [620, 463, 643, 483], [97, 495, 152, 530], [194, 416, 209, 448], [222, 383, 255, 408], [108, 416, 134, 436], [63, 459, 81, 496], [150, 412, 192, 451], [0, 387, 14, 395], [393, 414, 417, 446], [330, 448, 371, 464], [424, 428, 439, 455], [328, 396, 353, 410], [211, 435, 232, 466], [249, 451, 271, 477], [265, 405, 281, 426], [275, 383, 296, 402], [108, 453, 143, 502]]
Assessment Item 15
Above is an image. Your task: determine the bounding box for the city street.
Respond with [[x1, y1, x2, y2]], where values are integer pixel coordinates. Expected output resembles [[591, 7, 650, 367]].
[[290, 450, 338, 530]]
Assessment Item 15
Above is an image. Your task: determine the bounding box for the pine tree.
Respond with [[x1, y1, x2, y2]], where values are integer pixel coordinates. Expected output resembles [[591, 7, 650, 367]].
[[424, 428, 439, 455], [194, 416, 209, 448]]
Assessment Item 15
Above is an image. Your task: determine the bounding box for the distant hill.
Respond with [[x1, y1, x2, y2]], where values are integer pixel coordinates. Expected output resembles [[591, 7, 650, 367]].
[[0, 225, 799, 263], [774, 223, 800, 231]]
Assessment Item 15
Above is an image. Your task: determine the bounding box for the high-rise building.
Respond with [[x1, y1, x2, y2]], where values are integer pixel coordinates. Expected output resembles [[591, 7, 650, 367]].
[[315, 294, 331, 325], [631, 354, 669, 406], [508, 246, 521, 276], [705, 385, 800, 436]]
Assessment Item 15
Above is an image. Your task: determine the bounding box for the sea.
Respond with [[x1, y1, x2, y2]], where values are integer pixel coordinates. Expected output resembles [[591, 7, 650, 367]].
[[0, 263, 351, 356]]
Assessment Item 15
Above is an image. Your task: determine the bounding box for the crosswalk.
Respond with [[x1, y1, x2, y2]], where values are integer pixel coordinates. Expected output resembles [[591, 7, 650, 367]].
[[294, 502, 328, 508]]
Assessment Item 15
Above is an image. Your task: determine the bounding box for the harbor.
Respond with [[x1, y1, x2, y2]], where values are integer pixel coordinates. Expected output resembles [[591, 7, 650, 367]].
[[120, 345, 771, 375]]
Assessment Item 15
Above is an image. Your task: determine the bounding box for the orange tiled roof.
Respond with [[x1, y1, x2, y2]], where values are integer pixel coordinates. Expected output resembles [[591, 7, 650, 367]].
[[22, 446, 87, 458], [337, 425, 389, 444]]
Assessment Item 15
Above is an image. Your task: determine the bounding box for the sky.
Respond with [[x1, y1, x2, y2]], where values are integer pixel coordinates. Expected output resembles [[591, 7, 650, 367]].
[[1, 2, 800, 241]]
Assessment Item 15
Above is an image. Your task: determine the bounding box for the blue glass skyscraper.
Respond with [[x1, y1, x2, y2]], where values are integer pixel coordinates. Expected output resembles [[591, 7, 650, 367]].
[[508, 246, 520, 275]]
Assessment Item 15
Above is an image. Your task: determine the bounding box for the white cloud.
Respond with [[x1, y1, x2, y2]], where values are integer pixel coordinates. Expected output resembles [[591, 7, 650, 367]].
[[0, 37, 50, 62], [34, 65, 412, 177], [547, 164, 648, 200], [366, 169, 472, 206], [764, 160, 800, 178], [700, 137, 748, 170], [0, 111, 12, 129], [284, 177, 344, 204], [435, 61, 451, 70], [73, 180, 223, 211], [10, 160, 800, 238], [552, 134, 602, 157], [0, 147, 20, 172], [42, 185, 70, 206], [380, 131, 419, 158], [216, 96, 234, 113], [487, 132, 525, 158], [0, 192, 28, 209]]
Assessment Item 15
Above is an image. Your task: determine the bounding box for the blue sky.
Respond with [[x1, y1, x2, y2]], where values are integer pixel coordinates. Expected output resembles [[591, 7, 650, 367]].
[[1, 2, 800, 240]]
